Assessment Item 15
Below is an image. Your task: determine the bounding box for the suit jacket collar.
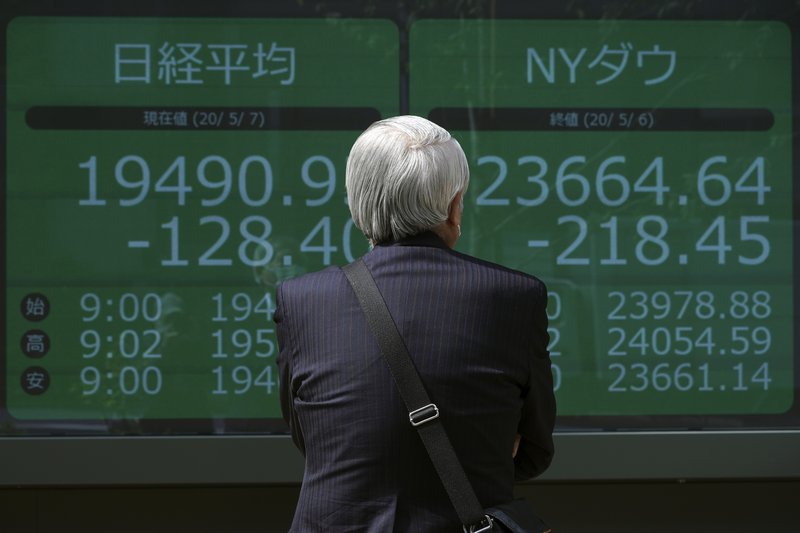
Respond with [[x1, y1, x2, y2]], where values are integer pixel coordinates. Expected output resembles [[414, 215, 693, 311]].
[[376, 231, 448, 249]]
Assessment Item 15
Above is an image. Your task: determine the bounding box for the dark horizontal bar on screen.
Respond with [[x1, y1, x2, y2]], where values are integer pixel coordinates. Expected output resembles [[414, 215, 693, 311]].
[[428, 107, 774, 131], [25, 106, 381, 131]]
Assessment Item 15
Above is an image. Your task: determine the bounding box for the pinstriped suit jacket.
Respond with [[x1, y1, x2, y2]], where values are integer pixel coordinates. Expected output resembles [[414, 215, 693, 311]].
[[275, 231, 555, 532]]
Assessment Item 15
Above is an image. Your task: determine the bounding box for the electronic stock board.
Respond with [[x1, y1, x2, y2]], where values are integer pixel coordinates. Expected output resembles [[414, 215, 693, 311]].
[[2, 2, 798, 453]]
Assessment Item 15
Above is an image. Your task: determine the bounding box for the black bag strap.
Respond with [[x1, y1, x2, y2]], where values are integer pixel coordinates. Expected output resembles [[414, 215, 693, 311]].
[[342, 259, 493, 532]]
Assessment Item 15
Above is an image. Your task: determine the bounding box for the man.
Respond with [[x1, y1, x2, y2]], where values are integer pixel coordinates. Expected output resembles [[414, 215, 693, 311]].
[[275, 115, 555, 532]]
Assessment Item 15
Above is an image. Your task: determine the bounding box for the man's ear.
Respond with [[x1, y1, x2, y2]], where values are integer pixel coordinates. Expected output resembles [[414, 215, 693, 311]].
[[448, 192, 463, 226]]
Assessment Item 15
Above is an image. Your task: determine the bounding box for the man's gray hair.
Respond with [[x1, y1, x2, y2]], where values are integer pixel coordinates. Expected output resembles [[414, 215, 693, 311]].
[[346, 115, 469, 244]]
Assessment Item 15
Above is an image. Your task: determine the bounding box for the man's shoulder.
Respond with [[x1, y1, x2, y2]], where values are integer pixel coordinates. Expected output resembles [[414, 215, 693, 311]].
[[448, 249, 547, 291], [276, 265, 345, 298], [279, 264, 343, 285]]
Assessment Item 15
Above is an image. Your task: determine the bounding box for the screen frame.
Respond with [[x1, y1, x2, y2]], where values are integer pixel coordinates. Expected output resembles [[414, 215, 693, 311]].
[[1, 431, 799, 486], [2, 0, 800, 486]]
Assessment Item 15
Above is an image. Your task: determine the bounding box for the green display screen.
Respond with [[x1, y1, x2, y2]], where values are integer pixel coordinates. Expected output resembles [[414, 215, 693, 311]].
[[5, 17, 397, 422], [2, 11, 797, 434], [411, 20, 793, 415]]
